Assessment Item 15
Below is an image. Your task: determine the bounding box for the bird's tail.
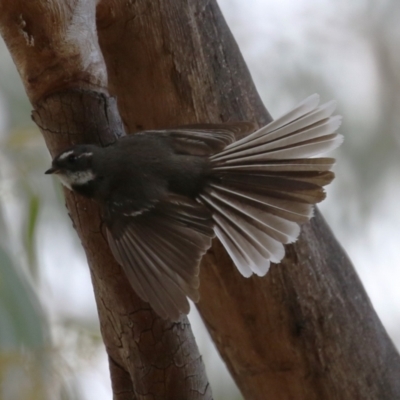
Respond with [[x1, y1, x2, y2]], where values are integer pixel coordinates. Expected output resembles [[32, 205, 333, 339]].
[[198, 94, 343, 277]]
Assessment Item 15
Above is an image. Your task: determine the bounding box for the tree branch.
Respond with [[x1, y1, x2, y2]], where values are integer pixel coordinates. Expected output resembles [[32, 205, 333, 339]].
[[96, 0, 400, 399]]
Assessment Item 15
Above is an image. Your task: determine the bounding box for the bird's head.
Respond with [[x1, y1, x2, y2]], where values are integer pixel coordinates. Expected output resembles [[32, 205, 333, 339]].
[[45, 145, 98, 190]]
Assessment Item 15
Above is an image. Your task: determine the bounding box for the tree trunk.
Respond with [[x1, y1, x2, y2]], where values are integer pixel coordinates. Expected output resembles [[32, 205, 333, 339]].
[[0, 2, 210, 400], [1, 0, 400, 399]]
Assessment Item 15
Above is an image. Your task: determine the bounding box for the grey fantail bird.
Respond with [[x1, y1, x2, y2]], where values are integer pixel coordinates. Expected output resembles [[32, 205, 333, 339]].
[[46, 94, 343, 320]]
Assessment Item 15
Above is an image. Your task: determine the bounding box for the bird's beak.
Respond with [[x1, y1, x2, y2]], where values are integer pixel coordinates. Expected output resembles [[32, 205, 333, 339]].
[[45, 167, 59, 175]]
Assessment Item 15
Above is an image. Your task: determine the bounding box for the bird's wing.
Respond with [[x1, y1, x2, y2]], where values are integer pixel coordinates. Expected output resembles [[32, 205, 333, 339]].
[[105, 194, 214, 321], [138, 122, 255, 156], [174, 122, 256, 141]]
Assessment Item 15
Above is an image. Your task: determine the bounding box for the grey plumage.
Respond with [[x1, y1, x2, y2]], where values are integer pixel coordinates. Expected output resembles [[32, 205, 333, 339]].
[[47, 94, 343, 321]]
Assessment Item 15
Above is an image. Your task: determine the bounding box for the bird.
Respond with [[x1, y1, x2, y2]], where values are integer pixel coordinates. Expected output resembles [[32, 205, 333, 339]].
[[45, 94, 343, 321]]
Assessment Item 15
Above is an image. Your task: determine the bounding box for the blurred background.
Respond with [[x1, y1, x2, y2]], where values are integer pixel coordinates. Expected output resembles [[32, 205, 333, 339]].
[[1, 0, 399, 399]]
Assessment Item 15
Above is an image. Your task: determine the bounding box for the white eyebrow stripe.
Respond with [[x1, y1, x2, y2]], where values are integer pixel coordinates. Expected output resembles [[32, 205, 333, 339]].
[[58, 150, 74, 160], [58, 151, 93, 161], [78, 152, 93, 158]]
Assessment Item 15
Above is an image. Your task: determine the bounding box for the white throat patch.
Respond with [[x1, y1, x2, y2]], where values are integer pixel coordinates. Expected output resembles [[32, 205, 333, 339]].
[[56, 170, 96, 190]]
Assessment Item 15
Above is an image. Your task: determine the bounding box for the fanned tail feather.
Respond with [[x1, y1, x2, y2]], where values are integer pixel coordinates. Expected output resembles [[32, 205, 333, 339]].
[[199, 94, 343, 276]]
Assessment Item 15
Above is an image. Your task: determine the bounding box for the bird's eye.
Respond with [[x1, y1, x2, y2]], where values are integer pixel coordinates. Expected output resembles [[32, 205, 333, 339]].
[[67, 154, 76, 163]]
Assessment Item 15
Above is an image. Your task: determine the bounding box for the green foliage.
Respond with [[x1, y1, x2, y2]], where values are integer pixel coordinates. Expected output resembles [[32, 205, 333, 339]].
[[0, 246, 52, 400], [25, 194, 40, 276], [0, 246, 47, 348]]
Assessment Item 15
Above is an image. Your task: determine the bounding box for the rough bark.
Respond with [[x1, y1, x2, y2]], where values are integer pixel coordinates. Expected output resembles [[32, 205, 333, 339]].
[[95, 0, 400, 399], [1, 0, 400, 399], [0, 1, 211, 400]]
